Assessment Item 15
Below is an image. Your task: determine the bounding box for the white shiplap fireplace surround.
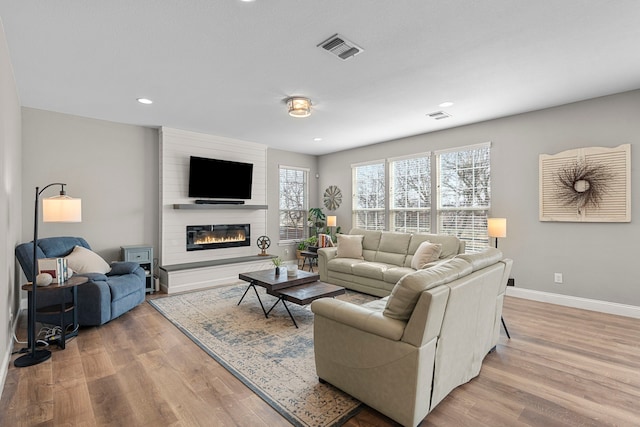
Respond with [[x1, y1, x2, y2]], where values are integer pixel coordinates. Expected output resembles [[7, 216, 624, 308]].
[[159, 127, 273, 294]]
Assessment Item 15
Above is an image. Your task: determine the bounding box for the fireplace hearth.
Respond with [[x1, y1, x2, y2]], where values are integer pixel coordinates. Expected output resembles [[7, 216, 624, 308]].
[[186, 224, 251, 251]]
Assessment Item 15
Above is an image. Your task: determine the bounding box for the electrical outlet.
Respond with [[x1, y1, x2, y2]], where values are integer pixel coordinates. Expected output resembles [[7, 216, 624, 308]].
[[9, 312, 13, 322], [284, 248, 289, 255], [554, 273, 563, 284]]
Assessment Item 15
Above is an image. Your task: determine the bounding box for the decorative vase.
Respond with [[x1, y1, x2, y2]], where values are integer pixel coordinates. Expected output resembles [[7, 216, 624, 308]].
[[275, 267, 280, 276]]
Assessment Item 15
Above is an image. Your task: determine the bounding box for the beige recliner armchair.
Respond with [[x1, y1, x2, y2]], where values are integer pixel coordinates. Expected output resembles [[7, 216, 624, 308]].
[[311, 248, 512, 427]]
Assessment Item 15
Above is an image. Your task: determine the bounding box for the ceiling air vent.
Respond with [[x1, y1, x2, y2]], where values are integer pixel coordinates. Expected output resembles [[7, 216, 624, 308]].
[[427, 111, 452, 120], [317, 34, 364, 60]]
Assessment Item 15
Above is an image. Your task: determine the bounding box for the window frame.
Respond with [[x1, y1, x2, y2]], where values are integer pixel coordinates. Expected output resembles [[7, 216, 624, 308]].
[[389, 152, 432, 233], [435, 142, 491, 252], [278, 165, 309, 244], [351, 160, 386, 231], [349, 143, 492, 252]]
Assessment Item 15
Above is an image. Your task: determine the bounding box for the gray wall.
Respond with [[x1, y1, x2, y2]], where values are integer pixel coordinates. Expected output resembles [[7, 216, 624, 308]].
[[266, 148, 318, 262], [318, 90, 640, 306], [1, 20, 22, 393], [20, 108, 159, 265]]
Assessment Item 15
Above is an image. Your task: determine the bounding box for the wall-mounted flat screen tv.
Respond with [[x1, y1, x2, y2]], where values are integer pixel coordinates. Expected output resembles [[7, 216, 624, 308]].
[[188, 156, 253, 200]]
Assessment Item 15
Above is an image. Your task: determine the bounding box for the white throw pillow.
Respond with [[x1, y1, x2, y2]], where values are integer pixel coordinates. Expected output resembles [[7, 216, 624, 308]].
[[336, 234, 364, 259], [410, 241, 442, 270], [65, 245, 111, 274]]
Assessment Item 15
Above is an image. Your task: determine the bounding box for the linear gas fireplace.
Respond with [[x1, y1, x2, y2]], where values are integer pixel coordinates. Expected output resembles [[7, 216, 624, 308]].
[[186, 224, 251, 251]]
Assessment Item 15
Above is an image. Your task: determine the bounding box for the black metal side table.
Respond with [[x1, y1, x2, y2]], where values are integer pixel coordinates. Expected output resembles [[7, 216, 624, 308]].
[[300, 250, 318, 271]]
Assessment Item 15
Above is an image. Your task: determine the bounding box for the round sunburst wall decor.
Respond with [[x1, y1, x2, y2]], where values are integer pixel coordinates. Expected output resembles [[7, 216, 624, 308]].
[[323, 185, 342, 211], [555, 160, 612, 212]]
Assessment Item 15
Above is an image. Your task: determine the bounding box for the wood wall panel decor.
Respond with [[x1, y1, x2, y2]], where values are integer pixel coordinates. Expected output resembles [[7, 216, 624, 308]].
[[539, 144, 630, 222]]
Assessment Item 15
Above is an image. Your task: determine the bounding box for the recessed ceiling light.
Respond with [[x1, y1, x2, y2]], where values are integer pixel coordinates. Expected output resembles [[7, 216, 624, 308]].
[[240, 0, 255, 2], [137, 98, 153, 105], [313, 137, 323, 142], [439, 101, 454, 108]]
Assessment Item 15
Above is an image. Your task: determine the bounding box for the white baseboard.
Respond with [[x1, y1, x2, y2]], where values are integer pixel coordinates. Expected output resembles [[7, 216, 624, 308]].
[[506, 287, 640, 319]]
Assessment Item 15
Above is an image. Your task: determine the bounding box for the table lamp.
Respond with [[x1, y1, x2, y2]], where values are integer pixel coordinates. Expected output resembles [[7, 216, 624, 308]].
[[487, 218, 506, 249], [14, 183, 81, 368]]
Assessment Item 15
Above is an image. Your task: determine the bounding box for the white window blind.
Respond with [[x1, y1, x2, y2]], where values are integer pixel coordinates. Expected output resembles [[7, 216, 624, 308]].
[[390, 155, 431, 233], [437, 144, 490, 252], [352, 162, 385, 230], [279, 166, 308, 241]]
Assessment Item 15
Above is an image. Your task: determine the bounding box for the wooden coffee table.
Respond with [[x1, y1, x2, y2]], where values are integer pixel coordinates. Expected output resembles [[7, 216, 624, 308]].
[[238, 269, 345, 328]]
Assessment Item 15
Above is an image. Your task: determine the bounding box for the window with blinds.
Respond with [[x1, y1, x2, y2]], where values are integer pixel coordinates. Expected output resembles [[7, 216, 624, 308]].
[[352, 162, 385, 230], [279, 166, 308, 242], [390, 154, 431, 233], [437, 144, 490, 252]]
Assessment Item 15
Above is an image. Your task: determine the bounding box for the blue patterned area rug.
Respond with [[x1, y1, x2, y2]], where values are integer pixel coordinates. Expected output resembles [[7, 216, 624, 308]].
[[148, 283, 376, 427]]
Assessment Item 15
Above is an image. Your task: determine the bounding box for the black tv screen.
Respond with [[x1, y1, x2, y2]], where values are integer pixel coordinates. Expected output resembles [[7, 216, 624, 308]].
[[188, 156, 253, 199]]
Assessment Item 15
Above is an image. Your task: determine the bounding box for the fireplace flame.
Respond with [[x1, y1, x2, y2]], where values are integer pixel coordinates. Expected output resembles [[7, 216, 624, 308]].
[[194, 230, 246, 245]]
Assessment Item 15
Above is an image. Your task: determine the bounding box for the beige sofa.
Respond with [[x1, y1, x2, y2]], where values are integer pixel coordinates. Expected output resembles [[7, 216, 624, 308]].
[[311, 247, 512, 427], [317, 228, 465, 296]]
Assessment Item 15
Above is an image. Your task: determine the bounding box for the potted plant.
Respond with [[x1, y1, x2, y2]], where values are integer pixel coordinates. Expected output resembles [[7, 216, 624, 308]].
[[272, 257, 283, 275], [307, 208, 326, 238], [304, 235, 319, 253], [296, 240, 307, 263], [324, 225, 342, 244]]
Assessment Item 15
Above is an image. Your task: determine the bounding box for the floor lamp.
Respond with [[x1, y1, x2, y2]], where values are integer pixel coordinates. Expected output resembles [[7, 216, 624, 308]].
[[14, 183, 81, 368], [487, 217, 511, 339]]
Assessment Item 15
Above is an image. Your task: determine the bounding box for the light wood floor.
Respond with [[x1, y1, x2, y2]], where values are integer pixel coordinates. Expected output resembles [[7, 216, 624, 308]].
[[2, 293, 639, 426]]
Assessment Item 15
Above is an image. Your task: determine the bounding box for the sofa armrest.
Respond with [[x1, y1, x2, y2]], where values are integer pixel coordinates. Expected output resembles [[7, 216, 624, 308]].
[[317, 247, 337, 281], [311, 298, 405, 341]]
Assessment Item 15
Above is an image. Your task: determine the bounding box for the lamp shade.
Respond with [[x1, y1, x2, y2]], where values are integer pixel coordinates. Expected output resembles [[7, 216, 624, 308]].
[[42, 195, 82, 222], [487, 218, 507, 238], [327, 215, 337, 227]]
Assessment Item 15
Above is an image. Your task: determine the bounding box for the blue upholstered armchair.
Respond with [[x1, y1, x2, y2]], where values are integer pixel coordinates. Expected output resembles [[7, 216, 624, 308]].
[[15, 236, 146, 326]]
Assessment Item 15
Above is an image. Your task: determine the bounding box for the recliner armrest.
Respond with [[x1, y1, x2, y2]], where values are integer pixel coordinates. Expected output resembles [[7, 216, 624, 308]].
[[80, 272, 109, 281], [311, 298, 405, 341], [107, 261, 142, 276]]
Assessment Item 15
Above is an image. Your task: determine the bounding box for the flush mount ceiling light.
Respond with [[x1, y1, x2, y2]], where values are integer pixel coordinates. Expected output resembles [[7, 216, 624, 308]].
[[137, 98, 153, 105], [286, 97, 312, 118]]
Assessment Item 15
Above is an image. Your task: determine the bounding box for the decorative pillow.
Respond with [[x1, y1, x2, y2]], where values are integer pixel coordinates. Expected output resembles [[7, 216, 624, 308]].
[[336, 234, 364, 259], [64, 245, 111, 274], [410, 241, 442, 270]]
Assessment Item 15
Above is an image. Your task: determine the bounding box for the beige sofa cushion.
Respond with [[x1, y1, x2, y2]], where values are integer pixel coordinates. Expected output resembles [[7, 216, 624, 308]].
[[384, 258, 473, 320], [352, 262, 391, 281], [374, 232, 412, 266], [336, 234, 364, 259], [383, 266, 415, 284], [410, 241, 442, 269], [326, 257, 366, 274]]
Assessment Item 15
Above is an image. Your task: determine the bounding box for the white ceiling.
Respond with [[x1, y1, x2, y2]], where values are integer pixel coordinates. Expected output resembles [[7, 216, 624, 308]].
[[1, 1, 639, 155]]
